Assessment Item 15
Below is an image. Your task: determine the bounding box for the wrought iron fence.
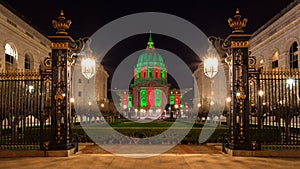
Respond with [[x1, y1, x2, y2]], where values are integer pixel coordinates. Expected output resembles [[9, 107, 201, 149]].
[[249, 68, 300, 150], [0, 69, 51, 150]]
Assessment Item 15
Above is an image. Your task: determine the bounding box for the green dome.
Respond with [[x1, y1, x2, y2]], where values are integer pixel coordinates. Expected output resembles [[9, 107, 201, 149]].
[[136, 34, 166, 68], [136, 51, 165, 68]]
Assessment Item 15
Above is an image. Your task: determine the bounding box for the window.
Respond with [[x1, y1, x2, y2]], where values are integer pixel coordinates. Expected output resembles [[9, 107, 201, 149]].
[[272, 51, 279, 69], [289, 42, 298, 69], [78, 78, 82, 83], [24, 54, 31, 70], [5, 43, 17, 70], [78, 91, 82, 97]]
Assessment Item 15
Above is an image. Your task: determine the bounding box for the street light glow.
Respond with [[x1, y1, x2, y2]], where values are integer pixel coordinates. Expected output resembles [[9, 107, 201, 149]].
[[258, 90, 264, 96], [81, 57, 96, 80], [287, 78, 295, 89], [204, 57, 218, 79], [81, 38, 96, 80], [226, 97, 231, 102], [203, 41, 219, 79]]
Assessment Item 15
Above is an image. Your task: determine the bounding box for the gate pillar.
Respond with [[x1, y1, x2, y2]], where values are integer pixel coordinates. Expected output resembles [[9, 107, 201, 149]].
[[226, 9, 252, 150], [47, 11, 84, 150]]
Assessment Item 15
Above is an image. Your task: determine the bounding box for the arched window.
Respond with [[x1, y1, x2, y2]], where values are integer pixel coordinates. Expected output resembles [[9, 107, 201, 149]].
[[289, 42, 298, 69], [24, 54, 31, 70], [5, 43, 17, 70], [272, 51, 278, 69]]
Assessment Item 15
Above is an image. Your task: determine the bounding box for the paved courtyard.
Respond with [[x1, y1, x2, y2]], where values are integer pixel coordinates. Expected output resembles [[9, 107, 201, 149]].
[[0, 143, 300, 169]]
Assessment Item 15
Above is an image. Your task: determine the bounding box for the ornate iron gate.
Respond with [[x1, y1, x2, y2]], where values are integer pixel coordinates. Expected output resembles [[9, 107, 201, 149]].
[[0, 69, 52, 150], [249, 68, 300, 150]]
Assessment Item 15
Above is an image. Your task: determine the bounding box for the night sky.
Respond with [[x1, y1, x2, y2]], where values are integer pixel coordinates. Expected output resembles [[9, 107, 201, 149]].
[[0, 0, 295, 88]]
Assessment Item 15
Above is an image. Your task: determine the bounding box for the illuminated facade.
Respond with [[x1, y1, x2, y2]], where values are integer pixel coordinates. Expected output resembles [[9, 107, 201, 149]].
[[0, 3, 51, 71], [249, 0, 300, 70], [118, 34, 190, 118], [131, 34, 169, 117]]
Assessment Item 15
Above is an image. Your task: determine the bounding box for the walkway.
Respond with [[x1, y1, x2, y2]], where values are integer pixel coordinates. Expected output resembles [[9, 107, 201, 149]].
[[0, 143, 299, 169], [78, 143, 222, 154]]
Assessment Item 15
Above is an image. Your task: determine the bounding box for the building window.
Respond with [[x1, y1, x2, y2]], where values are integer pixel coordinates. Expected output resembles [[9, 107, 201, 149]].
[[5, 43, 17, 70], [78, 91, 82, 97], [289, 42, 298, 69], [78, 78, 82, 83], [272, 51, 279, 69], [24, 54, 31, 70]]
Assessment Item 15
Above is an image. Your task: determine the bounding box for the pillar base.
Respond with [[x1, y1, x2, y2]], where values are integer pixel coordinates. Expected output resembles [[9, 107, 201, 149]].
[[227, 142, 252, 150], [48, 142, 74, 151]]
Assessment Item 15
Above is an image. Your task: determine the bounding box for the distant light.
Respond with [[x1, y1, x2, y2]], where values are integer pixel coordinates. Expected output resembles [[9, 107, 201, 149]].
[[287, 78, 295, 89], [258, 90, 264, 96], [226, 97, 231, 102], [28, 85, 34, 93]]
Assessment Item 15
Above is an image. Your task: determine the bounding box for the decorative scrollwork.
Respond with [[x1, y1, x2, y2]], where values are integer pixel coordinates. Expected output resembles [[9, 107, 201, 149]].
[[69, 37, 90, 54], [248, 55, 256, 68], [208, 36, 231, 58], [44, 57, 52, 67], [234, 49, 243, 65]]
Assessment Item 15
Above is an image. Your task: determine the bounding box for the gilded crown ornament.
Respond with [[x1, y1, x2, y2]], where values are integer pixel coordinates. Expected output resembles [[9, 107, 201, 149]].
[[228, 8, 248, 33], [52, 10, 72, 35]]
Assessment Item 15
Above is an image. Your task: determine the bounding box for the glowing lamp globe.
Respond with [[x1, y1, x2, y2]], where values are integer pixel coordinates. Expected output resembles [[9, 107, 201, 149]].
[[81, 57, 96, 80], [80, 38, 96, 80], [204, 57, 218, 79]]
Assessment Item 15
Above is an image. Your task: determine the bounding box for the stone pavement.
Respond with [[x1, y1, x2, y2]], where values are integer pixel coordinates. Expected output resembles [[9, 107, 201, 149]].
[[0, 143, 299, 169]]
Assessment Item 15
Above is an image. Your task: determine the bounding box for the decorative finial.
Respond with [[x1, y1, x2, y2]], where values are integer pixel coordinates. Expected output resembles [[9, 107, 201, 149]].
[[228, 8, 248, 33], [147, 32, 154, 49], [52, 10, 72, 35]]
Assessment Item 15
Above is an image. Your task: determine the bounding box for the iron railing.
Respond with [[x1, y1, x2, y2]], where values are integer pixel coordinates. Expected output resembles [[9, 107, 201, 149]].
[[0, 69, 51, 150], [249, 68, 300, 149]]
